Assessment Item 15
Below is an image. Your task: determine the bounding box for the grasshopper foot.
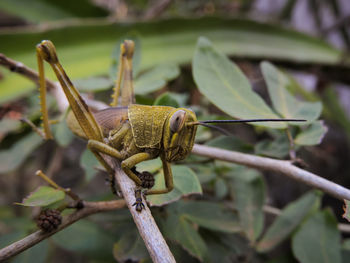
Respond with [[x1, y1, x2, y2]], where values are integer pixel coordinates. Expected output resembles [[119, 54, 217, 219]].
[[132, 189, 145, 212]]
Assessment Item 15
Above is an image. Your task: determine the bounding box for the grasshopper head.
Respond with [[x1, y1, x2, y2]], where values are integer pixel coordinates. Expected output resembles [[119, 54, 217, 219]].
[[163, 108, 198, 162]]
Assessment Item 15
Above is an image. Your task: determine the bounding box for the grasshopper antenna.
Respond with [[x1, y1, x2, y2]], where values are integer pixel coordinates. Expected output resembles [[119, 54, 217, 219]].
[[188, 118, 306, 126], [198, 118, 306, 124]]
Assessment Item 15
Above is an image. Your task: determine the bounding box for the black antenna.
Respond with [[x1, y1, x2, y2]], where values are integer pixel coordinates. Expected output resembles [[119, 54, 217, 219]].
[[199, 119, 306, 124]]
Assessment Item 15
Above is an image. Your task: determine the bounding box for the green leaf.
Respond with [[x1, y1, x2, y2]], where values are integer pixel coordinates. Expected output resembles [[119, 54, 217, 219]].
[[343, 239, 350, 250], [1, 17, 344, 104], [322, 87, 350, 141], [147, 165, 202, 206], [342, 239, 350, 263], [294, 120, 328, 146], [79, 148, 100, 181], [175, 201, 241, 233], [73, 76, 113, 92], [257, 191, 321, 252], [168, 241, 199, 263], [0, 118, 21, 134], [215, 177, 228, 199], [254, 132, 290, 158], [134, 63, 180, 94], [153, 92, 180, 108], [113, 229, 149, 262], [52, 119, 74, 147], [229, 169, 265, 242], [193, 37, 285, 129], [13, 239, 49, 263], [342, 200, 350, 222], [0, 0, 107, 23], [261, 61, 322, 123], [190, 163, 217, 184], [135, 158, 162, 173], [292, 209, 341, 263], [204, 232, 249, 263], [164, 210, 209, 262], [52, 219, 114, 260], [204, 233, 234, 263], [0, 132, 43, 173], [206, 135, 253, 153], [194, 125, 212, 143], [0, 231, 26, 249], [18, 186, 65, 207]]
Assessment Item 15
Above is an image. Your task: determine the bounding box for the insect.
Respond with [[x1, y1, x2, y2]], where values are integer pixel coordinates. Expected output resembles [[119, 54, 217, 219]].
[[34, 39, 305, 211]]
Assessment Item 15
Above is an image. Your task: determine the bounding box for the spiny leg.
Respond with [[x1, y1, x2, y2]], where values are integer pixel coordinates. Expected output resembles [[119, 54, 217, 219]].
[[110, 40, 135, 107], [120, 152, 153, 211], [36, 40, 134, 198], [110, 42, 124, 107], [145, 156, 174, 195], [121, 152, 152, 186], [37, 40, 146, 211], [87, 139, 125, 194], [87, 141, 152, 191], [36, 46, 53, 140], [36, 40, 103, 142]]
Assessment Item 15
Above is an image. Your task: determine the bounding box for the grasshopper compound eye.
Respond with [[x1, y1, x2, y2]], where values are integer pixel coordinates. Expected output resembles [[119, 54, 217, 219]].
[[170, 110, 186, 133]]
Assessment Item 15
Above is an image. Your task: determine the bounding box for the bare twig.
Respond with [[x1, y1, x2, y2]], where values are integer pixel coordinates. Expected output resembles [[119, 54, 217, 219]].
[[0, 200, 126, 261], [0, 53, 56, 90], [144, 0, 173, 19], [36, 170, 81, 201], [192, 144, 350, 201], [321, 14, 350, 34], [104, 158, 176, 263], [338, 223, 350, 233]]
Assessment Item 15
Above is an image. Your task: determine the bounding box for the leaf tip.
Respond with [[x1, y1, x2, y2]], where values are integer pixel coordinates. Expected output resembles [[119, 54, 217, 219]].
[[197, 36, 212, 48]]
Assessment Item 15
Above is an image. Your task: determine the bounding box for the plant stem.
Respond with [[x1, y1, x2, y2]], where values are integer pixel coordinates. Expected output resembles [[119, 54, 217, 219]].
[[104, 158, 176, 263], [0, 200, 126, 261], [192, 144, 350, 201], [35, 170, 80, 201]]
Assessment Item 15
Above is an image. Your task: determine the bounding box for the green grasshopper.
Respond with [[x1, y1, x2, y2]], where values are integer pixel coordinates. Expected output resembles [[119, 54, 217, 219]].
[[35, 39, 305, 211]]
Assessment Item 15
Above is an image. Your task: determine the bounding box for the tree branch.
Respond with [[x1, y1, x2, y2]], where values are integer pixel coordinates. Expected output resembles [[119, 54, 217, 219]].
[[104, 158, 176, 263], [0, 53, 56, 90], [192, 144, 350, 201], [144, 0, 173, 19], [0, 200, 126, 262]]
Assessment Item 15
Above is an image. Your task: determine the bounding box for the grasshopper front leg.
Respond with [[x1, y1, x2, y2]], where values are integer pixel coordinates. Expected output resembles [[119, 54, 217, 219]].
[[145, 155, 174, 195], [87, 141, 153, 211]]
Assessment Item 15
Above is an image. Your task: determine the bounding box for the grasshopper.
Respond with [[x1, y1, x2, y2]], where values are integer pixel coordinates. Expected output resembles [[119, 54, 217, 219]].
[[34, 39, 305, 211]]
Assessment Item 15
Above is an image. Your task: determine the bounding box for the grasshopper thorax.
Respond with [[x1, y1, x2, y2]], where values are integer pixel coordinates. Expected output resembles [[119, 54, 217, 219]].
[[163, 108, 198, 162]]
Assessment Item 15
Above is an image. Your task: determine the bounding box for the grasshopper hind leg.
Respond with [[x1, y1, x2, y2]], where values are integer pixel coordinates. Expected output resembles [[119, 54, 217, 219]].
[[110, 40, 135, 107]]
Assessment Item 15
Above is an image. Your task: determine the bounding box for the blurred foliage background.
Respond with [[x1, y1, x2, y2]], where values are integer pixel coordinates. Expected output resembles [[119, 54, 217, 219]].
[[1, 0, 350, 262]]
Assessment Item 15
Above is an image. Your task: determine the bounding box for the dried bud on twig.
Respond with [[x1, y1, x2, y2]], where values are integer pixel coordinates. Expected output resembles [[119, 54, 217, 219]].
[[36, 209, 62, 232], [138, 171, 155, 189]]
